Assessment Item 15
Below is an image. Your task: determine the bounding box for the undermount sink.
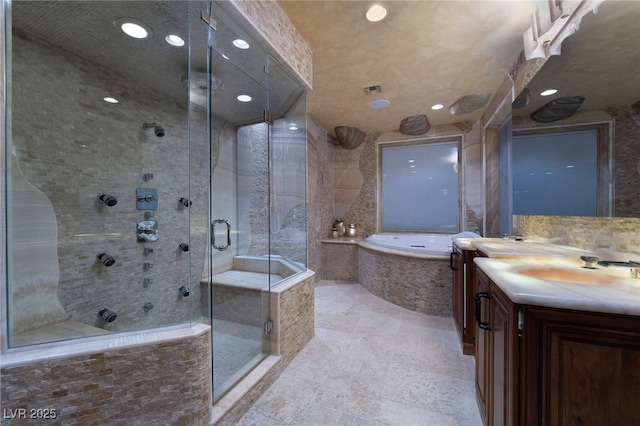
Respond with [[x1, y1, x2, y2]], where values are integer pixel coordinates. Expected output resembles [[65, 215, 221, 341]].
[[516, 266, 615, 285]]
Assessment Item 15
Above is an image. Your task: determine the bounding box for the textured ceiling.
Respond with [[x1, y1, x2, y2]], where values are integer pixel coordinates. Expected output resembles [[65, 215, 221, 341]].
[[278, 0, 640, 134], [10, 1, 639, 133], [11, 1, 304, 127]]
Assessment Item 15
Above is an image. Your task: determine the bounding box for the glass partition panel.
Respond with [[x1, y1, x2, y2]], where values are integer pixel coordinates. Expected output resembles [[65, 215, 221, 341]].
[[6, 1, 202, 347], [268, 56, 307, 271]]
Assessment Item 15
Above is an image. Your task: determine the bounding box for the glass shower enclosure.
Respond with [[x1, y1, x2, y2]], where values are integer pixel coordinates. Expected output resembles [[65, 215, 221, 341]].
[[4, 0, 307, 403]]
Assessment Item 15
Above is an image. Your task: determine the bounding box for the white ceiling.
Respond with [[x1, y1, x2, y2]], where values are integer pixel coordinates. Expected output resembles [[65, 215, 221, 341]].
[[278, 0, 640, 135]]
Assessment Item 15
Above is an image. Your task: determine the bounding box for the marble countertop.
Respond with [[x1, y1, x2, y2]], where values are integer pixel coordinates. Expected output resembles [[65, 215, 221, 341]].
[[474, 257, 640, 316]]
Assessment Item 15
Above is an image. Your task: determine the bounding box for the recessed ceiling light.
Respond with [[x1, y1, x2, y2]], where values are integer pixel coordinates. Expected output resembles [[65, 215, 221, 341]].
[[540, 88, 558, 96], [366, 4, 388, 22], [116, 18, 152, 39], [566, 165, 575, 168], [288, 125, 299, 131], [369, 99, 390, 109], [236, 94, 252, 102], [410, 165, 416, 168], [103, 96, 119, 104], [222, 54, 230, 60], [408, 159, 415, 163], [165, 34, 185, 47], [233, 39, 250, 49], [431, 103, 444, 110]]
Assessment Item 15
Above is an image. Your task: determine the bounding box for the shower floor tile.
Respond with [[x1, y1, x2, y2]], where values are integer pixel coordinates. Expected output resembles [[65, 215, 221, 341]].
[[238, 280, 482, 425], [212, 319, 264, 400]]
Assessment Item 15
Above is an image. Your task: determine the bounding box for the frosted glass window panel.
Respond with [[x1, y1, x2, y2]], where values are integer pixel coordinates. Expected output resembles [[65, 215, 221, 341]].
[[512, 130, 598, 216], [381, 142, 459, 232]]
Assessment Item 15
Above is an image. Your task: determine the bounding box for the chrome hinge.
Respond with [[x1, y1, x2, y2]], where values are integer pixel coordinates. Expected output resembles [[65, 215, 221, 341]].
[[264, 109, 273, 125], [264, 318, 273, 335], [518, 308, 524, 334], [201, 11, 217, 30]]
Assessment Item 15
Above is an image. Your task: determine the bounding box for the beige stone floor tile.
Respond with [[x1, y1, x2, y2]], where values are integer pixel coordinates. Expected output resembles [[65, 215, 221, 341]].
[[238, 282, 481, 426], [382, 365, 481, 425], [378, 399, 456, 426]]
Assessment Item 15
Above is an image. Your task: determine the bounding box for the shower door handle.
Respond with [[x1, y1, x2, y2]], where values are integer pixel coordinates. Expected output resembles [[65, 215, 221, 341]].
[[211, 219, 231, 251]]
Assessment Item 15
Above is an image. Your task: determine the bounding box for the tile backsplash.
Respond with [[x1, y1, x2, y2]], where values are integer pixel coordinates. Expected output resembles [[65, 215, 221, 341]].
[[513, 215, 640, 255]]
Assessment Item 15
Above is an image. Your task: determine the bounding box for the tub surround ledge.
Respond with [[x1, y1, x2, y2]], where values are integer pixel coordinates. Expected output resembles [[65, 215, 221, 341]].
[[0, 322, 210, 368]]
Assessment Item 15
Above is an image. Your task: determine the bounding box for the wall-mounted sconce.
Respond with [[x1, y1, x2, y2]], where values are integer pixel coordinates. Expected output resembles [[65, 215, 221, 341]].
[[96, 252, 116, 267], [179, 243, 189, 252], [97, 193, 118, 207], [98, 308, 117, 323], [179, 197, 192, 208], [179, 286, 190, 297]]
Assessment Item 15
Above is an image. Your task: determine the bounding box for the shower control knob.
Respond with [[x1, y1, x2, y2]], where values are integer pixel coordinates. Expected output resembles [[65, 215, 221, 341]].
[[138, 194, 154, 202], [179, 243, 189, 252]]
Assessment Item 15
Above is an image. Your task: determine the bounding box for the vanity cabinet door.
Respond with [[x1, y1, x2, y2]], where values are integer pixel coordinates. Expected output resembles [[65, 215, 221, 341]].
[[474, 269, 491, 424], [451, 244, 465, 351], [452, 243, 478, 355], [520, 306, 640, 425], [475, 268, 520, 426], [462, 249, 478, 354]]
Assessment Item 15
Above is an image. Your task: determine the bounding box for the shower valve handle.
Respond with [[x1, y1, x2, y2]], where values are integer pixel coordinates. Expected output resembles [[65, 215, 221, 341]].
[[138, 194, 155, 202]]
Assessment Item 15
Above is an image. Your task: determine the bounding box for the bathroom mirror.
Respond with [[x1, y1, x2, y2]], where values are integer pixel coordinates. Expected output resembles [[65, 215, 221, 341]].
[[510, 0, 640, 217]]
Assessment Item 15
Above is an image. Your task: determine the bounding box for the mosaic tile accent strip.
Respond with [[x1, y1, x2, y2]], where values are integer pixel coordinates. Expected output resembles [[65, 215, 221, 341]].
[[306, 117, 337, 278]]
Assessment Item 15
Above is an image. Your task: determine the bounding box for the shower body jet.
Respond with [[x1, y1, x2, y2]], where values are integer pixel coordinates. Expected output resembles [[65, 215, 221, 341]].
[[143, 122, 165, 137]]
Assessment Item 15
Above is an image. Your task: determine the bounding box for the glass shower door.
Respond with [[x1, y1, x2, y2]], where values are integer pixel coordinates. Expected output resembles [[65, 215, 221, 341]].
[[202, 1, 272, 402]]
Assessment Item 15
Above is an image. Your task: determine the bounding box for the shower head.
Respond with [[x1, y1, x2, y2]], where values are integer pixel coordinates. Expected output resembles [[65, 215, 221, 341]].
[[143, 122, 165, 137]]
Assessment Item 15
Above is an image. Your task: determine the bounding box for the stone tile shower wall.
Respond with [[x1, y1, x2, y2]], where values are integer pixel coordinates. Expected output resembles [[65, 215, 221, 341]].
[[237, 122, 307, 266], [9, 33, 209, 338]]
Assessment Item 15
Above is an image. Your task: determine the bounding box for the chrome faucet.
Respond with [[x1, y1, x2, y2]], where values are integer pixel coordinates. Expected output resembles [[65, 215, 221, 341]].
[[580, 256, 599, 269]]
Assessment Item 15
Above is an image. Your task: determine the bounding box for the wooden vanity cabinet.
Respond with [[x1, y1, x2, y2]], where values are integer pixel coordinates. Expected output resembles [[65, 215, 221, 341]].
[[474, 265, 640, 426], [451, 242, 478, 355]]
